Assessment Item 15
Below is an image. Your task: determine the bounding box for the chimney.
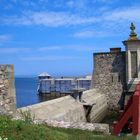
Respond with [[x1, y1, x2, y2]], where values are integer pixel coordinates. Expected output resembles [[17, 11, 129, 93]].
[[110, 48, 121, 53]]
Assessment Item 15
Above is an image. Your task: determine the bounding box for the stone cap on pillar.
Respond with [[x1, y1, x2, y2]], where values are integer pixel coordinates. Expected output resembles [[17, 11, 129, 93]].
[[123, 22, 140, 46], [129, 22, 138, 41]]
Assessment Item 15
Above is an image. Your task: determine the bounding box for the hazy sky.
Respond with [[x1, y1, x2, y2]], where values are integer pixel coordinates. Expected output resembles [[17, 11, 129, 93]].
[[0, 0, 140, 76]]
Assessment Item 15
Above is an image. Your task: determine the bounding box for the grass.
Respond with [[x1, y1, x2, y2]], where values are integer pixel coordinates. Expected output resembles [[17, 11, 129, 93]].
[[0, 115, 136, 140]]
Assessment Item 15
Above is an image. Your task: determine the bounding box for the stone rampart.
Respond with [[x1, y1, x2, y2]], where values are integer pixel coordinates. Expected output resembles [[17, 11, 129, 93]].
[[33, 119, 109, 134], [18, 95, 87, 122], [82, 89, 108, 122], [0, 65, 108, 125], [18, 89, 108, 123], [0, 65, 109, 133], [0, 65, 16, 116], [92, 51, 126, 109]]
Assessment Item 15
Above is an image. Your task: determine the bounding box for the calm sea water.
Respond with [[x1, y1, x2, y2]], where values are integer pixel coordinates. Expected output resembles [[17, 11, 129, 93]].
[[15, 77, 65, 108], [15, 77, 40, 108]]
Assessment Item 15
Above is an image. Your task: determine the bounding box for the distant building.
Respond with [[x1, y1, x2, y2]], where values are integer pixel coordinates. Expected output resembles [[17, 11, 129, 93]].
[[38, 72, 51, 80], [37, 74, 91, 94]]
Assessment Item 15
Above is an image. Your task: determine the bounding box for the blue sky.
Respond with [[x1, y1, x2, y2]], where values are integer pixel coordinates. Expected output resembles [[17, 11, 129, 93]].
[[0, 0, 140, 76]]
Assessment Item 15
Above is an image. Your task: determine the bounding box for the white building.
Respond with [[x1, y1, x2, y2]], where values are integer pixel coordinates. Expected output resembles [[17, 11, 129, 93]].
[[38, 74, 91, 94]]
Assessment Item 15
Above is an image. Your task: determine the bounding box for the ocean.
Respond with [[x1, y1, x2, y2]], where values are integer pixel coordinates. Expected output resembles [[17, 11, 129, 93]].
[[15, 77, 91, 108], [15, 77, 66, 108], [15, 77, 39, 108]]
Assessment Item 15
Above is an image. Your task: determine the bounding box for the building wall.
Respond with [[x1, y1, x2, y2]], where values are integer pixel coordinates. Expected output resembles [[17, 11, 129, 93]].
[[0, 65, 16, 115], [92, 51, 126, 109], [38, 78, 91, 94]]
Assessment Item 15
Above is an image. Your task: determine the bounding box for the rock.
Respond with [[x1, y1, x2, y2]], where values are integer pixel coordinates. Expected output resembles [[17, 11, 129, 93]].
[[42, 119, 109, 134], [0, 85, 4, 88], [0, 70, 3, 74]]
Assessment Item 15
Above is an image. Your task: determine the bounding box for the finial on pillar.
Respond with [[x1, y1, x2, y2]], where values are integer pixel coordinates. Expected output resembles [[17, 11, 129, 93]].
[[128, 22, 138, 40]]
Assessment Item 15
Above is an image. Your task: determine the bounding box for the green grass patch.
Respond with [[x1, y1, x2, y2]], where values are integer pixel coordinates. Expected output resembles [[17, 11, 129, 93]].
[[0, 115, 136, 140]]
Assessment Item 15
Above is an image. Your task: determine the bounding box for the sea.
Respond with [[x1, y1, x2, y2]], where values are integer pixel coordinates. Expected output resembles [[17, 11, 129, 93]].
[[15, 77, 90, 108], [15, 77, 49, 108]]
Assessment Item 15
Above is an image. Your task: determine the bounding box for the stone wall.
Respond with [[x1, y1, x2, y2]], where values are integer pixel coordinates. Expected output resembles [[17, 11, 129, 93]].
[[18, 95, 87, 122], [0, 64, 108, 124], [33, 120, 109, 134], [17, 89, 108, 133], [18, 89, 108, 123], [82, 89, 108, 123], [92, 51, 126, 109], [0, 65, 16, 116]]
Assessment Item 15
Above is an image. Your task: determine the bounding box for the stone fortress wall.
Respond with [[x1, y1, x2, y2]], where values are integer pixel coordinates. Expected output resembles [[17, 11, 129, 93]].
[[0, 49, 126, 121], [82, 89, 108, 122], [0, 65, 109, 133], [18, 88, 109, 133], [0, 65, 108, 123], [0, 65, 16, 115], [92, 48, 126, 109], [18, 89, 108, 123], [0, 48, 127, 118], [18, 95, 87, 122], [1, 23, 140, 134]]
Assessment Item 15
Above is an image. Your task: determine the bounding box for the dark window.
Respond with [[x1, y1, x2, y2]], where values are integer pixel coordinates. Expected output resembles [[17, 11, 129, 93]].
[[118, 75, 121, 82], [131, 51, 138, 78], [111, 75, 114, 82]]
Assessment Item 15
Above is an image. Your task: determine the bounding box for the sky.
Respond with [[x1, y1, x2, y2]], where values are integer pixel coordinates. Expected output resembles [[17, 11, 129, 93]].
[[0, 0, 140, 77]]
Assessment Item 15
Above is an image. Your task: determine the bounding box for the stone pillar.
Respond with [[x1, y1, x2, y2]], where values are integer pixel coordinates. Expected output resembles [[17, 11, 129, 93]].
[[123, 23, 140, 91], [0, 65, 16, 116]]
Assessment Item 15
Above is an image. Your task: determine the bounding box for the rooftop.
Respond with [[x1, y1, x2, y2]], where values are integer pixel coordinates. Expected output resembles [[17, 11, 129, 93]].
[[38, 72, 51, 77]]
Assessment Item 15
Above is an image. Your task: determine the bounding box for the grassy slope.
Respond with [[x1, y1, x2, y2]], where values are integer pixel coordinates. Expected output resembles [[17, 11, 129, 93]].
[[0, 115, 136, 140]]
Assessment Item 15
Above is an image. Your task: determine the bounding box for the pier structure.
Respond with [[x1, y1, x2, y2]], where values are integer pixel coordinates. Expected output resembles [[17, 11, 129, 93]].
[[38, 75, 91, 94]]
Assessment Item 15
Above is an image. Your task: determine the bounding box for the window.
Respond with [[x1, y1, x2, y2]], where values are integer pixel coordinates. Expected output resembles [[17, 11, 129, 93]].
[[131, 51, 138, 78]]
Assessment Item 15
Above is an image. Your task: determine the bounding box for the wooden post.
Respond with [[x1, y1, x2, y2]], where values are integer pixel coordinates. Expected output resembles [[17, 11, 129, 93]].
[[133, 91, 140, 135], [112, 82, 140, 135]]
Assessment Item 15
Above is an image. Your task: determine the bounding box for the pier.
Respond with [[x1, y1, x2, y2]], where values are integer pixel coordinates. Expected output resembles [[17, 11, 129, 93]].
[[37, 73, 91, 95]]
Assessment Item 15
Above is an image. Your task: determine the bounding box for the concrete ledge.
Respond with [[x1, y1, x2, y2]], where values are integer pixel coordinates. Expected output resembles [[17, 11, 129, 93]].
[[18, 95, 86, 122], [82, 89, 108, 123], [18, 88, 108, 123]]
